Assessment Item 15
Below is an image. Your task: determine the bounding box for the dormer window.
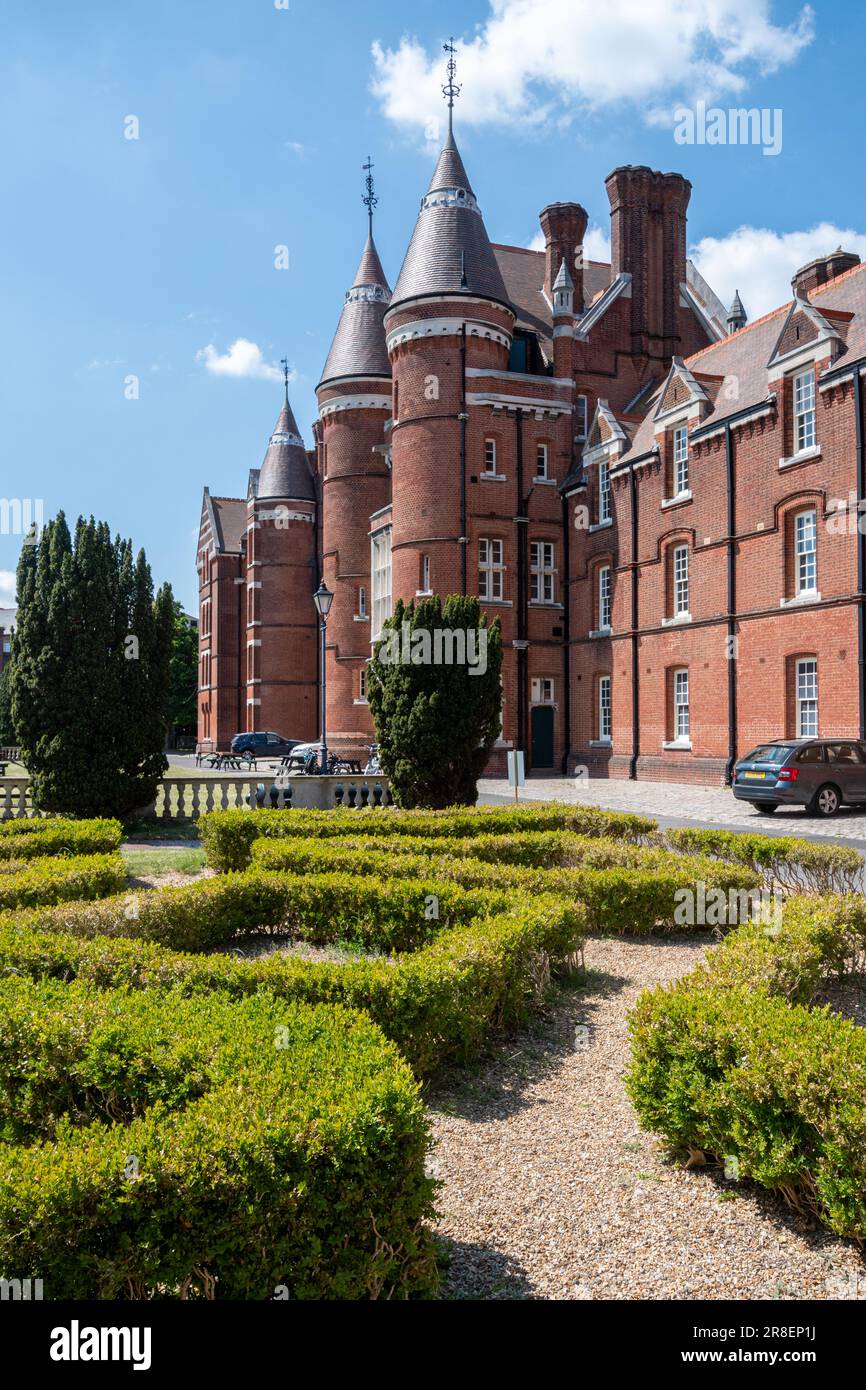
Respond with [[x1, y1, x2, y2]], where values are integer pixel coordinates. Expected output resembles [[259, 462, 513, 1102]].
[[673, 425, 689, 495], [794, 369, 816, 452]]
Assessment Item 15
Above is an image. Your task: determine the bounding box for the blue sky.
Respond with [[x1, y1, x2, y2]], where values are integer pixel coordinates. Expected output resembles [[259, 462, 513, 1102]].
[[1, 0, 863, 612]]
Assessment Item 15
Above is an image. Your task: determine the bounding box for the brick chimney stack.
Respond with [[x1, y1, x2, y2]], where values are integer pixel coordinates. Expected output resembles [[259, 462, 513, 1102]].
[[539, 202, 588, 312], [791, 249, 861, 297], [605, 166, 691, 358]]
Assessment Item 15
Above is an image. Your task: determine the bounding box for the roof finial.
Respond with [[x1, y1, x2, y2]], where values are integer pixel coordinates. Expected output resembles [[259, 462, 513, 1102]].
[[442, 36, 461, 136], [362, 155, 377, 237], [280, 355, 291, 406]]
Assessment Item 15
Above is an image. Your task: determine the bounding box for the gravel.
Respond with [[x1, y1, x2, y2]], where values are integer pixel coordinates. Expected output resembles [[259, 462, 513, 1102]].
[[427, 934, 866, 1300]]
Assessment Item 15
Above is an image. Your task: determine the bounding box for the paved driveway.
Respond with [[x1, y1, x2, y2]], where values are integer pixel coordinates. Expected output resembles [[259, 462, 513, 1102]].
[[478, 776, 866, 852]]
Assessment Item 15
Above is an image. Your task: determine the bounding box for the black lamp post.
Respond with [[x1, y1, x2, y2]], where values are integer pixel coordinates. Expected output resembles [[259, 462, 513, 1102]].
[[313, 578, 334, 773]]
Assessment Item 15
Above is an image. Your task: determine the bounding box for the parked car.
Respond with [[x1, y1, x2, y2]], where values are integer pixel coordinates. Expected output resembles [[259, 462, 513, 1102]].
[[280, 741, 325, 772], [230, 731, 302, 758], [732, 738, 866, 817]]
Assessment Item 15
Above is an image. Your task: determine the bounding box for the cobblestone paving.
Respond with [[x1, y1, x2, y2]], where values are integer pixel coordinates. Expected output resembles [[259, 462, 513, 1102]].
[[479, 775, 866, 843]]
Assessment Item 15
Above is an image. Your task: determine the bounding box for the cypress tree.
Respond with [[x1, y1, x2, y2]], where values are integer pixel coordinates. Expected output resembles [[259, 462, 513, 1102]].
[[9, 512, 174, 818], [367, 594, 503, 808]]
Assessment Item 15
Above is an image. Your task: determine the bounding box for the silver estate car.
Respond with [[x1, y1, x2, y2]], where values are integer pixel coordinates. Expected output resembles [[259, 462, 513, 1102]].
[[732, 738, 866, 817]]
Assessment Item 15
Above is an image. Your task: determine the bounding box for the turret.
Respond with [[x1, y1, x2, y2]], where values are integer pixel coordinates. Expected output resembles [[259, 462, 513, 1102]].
[[316, 164, 393, 755]]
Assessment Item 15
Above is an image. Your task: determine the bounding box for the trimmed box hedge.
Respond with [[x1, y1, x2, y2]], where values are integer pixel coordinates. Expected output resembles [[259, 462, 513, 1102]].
[[663, 826, 862, 894], [0, 977, 435, 1298], [201, 803, 656, 872], [0, 891, 585, 1076], [0, 853, 126, 911], [0, 818, 123, 861], [1, 870, 510, 955], [249, 836, 762, 935], [627, 893, 866, 1238]]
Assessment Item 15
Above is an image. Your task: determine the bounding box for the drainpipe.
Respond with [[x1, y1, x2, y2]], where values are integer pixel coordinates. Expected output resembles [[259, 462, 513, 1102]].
[[561, 488, 571, 774], [724, 420, 738, 785], [856, 371, 866, 738], [516, 409, 528, 756], [628, 459, 639, 780], [459, 323, 468, 595]]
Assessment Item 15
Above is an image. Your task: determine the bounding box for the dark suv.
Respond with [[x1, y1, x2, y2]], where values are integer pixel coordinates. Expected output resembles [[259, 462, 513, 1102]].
[[230, 732, 301, 759], [732, 739, 866, 817]]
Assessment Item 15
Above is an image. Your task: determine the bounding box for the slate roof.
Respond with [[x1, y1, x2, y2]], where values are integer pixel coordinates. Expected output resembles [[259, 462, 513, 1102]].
[[208, 495, 247, 554], [614, 258, 866, 467], [318, 233, 392, 387], [390, 129, 510, 309], [491, 245, 612, 362], [257, 400, 316, 501]]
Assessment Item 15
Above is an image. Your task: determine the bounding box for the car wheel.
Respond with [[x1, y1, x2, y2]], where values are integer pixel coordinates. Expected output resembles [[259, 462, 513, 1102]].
[[756, 804, 778, 814], [811, 784, 841, 818]]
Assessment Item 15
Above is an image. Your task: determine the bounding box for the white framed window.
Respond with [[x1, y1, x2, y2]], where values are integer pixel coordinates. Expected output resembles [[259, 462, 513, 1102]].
[[795, 510, 817, 594], [530, 541, 556, 603], [673, 668, 689, 740], [598, 564, 612, 631], [796, 658, 818, 736], [371, 528, 392, 641], [794, 369, 816, 453], [576, 395, 588, 441], [673, 544, 689, 615], [419, 555, 431, 594], [479, 537, 505, 600], [536, 443, 549, 479], [357, 585, 367, 618], [599, 675, 612, 741], [483, 438, 499, 474], [673, 425, 689, 495], [358, 667, 368, 701], [531, 677, 555, 704], [598, 457, 611, 523]]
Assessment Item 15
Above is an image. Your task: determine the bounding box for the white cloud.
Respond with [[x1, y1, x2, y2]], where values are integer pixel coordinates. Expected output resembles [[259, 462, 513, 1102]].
[[0, 571, 16, 607], [690, 223, 866, 320], [371, 1, 814, 133], [527, 226, 611, 262], [195, 339, 290, 383], [284, 141, 306, 157]]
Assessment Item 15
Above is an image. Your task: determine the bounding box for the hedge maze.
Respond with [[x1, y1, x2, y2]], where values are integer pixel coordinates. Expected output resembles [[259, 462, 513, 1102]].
[[0, 805, 863, 1297]]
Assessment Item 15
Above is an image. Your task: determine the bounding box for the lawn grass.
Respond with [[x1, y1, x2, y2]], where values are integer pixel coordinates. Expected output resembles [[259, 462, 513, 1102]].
[[121, 846, 207, 877]]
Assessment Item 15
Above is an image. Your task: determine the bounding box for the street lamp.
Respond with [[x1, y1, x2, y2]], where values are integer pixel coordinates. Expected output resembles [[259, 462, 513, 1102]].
[[312, 579, 334, 773]]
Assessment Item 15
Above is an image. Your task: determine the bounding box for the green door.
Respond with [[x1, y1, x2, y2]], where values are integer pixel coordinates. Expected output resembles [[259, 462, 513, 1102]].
[[531, 705, 554, 769]]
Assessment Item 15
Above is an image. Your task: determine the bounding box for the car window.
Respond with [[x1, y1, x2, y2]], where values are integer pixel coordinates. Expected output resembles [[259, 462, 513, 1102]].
[[797, 745, 824, 764], [825, 743, 864, 764], [267, 734, 281, 744], [743, 745, 794, 765]]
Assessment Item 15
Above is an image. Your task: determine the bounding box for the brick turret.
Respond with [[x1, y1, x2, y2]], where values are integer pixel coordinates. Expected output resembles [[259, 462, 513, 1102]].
[[317, 229, 393, 753]]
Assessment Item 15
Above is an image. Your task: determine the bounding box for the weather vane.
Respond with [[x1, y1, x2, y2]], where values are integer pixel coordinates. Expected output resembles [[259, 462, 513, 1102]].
[[362, 155, 377, 234], [280, 356, 290, 405], [442, 36, 461, 132]]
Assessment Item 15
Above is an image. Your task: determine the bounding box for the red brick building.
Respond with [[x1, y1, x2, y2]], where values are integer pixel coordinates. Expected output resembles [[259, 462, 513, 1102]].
[[197, 117, 866, 784]]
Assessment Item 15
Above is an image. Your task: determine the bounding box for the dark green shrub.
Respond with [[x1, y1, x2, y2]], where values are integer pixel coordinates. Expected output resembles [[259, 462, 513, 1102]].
[[0, 978, 435, 1298]]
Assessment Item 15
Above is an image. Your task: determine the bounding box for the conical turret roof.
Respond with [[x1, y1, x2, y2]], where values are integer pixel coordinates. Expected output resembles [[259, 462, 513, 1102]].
[[318, 233, 392, 388], [390, 129, 509, 310], [257, 399, 316, 501]]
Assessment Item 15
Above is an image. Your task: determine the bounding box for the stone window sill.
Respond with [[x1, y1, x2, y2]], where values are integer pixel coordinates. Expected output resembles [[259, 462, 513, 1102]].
[[480, 597, 513, 607], [353, 614, 368, 622], [588, 627, 612, 639], [353, 699, 368, 706], [661, 490, 692, 510], [480, 471, 507, 482], [589, 738, 612, 748], [415, 590, 433, 598], [779, 444, 821, 470], [661, 611, 692, 627], [780, 590, 821, 608], [663, 739, 692, 751], [532, 477, 558, 487], [529, 600, 563, 610], [589, 517, 613, 533]]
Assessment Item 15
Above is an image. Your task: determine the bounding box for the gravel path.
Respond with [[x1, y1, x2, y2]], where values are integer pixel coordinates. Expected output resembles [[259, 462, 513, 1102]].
[[428, 935, 866, 1301]]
